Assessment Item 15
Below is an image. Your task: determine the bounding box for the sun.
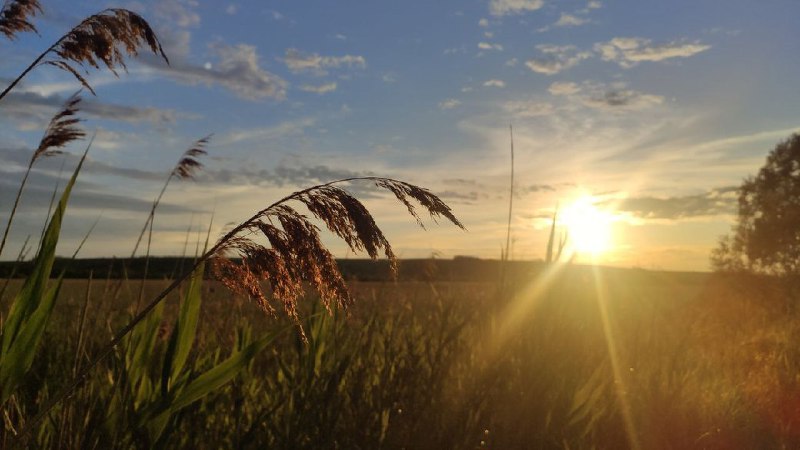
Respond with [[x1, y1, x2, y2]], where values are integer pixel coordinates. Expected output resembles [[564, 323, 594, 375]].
[[559, 196, 614, 256]]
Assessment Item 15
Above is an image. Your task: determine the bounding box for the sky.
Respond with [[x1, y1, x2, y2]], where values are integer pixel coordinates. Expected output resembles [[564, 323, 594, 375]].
[[1, 0, 799, 271]]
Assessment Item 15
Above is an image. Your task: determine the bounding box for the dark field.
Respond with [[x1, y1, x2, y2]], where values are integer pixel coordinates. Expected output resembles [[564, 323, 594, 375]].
[[3, 264, 798, 449]]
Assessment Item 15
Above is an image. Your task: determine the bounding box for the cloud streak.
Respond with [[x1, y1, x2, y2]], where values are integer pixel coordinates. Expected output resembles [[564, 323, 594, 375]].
[[489, 0, 544, 16], [595, 37, 711, 68], [283, 48, 367, 76]]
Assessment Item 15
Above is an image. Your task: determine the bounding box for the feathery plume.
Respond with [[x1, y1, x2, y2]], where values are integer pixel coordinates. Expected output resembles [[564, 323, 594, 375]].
[[33, 92, 85, 161], [0, 93, 85, 258], [0, 0, 42, 39], [210, 177, 465, 332], [0, 8, 168, 101], [172, 134, 210, 179]]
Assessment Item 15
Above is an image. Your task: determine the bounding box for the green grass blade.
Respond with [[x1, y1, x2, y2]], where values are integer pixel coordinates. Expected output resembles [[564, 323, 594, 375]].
[[169, 329, 279, 411], [0, 276, 63, 402], [162, 261, 204, 392]]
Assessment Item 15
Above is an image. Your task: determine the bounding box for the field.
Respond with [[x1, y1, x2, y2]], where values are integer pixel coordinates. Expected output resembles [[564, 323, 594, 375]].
[[3, 263, 799, 449]]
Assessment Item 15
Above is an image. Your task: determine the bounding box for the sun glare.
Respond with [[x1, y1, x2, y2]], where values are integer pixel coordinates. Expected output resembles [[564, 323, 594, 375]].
[[560, 196, 614, 256]]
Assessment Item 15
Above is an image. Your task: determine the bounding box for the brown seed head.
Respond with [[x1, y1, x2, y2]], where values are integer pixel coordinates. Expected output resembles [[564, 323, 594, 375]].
[[42, 8, 168, 95], [33, 92, 85, 161], [172, 135, 211, 180], [0, 0, 42, 39], [209, 177, 464, 336]]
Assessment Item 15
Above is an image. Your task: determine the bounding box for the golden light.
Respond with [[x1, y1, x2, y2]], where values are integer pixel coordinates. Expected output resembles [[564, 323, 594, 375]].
[[559, 196, 615, 256]]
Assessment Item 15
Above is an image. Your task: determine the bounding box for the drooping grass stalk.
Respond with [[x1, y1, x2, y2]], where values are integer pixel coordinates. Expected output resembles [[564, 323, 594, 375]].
[[15, 176, 463, 444], [0, 8, 168, 102], [0, 94, 84, 259], [129, 135, 209, 260]]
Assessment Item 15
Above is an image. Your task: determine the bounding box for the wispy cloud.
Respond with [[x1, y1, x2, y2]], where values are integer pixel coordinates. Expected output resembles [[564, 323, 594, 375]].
[[502, 100, 555, 117], [438, 99, 461, 110], [216, 118, 315, 146], [489, 0, 544, 16], [299, 82, 338, 94], [549, 81, 664, 111], [525, 45, 592, 75], [478, 42, 504, 51], [483, 79, 506, 88], [153, 43, 287, 100], [607, 187, 738, 220], [595, 37, 711, 68], [1, 91, 186, 126], [283, 48, 367, 76], [554, 13, 589, 27]]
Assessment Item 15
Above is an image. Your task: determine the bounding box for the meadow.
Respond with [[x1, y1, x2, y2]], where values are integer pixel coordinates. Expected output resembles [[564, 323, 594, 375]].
[[3, 262, 799, 449], [3, 2, 800, 449]]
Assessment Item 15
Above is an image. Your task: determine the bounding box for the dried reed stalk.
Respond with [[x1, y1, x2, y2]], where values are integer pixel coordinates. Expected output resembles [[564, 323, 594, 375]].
[[0, 8, 168, 101], [0, 0, 41, 39], [130, 135, 210, 259], [0, 93, 85, 258], [18, 176, 464, 442]]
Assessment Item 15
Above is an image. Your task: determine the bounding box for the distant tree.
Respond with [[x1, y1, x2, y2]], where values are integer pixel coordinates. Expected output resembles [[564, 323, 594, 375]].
[[712, 133, 800, 280]]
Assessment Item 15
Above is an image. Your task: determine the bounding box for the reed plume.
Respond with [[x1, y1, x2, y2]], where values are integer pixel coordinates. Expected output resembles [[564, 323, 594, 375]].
[[0, 8, 168, 101], [0, 92, 85, 258], [130, 135, 210, 259], [211, 177, 465, 329], [0, 0, 41, 39]]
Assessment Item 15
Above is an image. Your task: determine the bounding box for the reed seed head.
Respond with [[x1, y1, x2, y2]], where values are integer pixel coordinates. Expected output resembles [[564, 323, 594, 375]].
[[42, 8, 168, 95], [210, 177, 464, 334], [0, 0, 42, 39], [172, 135, 211, 180], [33, 92, 85, 161]]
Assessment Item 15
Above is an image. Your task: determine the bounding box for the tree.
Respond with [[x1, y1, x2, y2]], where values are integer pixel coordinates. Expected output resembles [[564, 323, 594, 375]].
[[712, 133, 800, 279]]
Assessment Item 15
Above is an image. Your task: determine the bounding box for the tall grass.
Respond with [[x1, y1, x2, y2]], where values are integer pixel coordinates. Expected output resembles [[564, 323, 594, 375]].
[[0, 2, 463, 446]]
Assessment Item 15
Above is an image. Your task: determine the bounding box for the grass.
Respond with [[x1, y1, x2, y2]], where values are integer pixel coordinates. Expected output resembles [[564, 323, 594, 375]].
[[3, 268, 800, 448]]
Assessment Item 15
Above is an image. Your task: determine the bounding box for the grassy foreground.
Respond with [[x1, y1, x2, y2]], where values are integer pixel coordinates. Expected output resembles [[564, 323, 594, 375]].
[[2, 266, 798, 449]]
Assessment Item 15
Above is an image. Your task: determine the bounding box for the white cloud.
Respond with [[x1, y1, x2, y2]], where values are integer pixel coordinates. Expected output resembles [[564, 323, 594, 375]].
[[489, 0, 544, 16], [595, 37, 711, 68], [225, 4, 237, 15], [554, 13, 589, 27], [153, 0, 200, 28], [283, 49, 367, 76], [478, 42, 504, 51], [158, 43, 287, 100], [484, 79, 506, 88], [503, 100, 555, 117], [439, 99, 462, 110], [505, 58, 519, 67], [550, 81, 665, 111], [548, 81, 580, 96], [217, 118, 315, 145], [479, 18, 489, 27], [299, 82, 337, 94], [587, 0, 602, 9], [525, 45, 592, 75]]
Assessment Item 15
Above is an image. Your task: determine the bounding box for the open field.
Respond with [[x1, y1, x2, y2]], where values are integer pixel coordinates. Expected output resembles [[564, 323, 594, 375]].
[[2, 264, 798, 449]]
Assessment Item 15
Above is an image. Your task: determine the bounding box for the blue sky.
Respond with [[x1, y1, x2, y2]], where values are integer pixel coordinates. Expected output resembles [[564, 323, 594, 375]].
[[1, 0, 799, 270]]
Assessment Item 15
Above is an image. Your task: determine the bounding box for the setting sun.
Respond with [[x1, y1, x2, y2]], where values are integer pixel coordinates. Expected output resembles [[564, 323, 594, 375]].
[[560, 196, 615, 256]]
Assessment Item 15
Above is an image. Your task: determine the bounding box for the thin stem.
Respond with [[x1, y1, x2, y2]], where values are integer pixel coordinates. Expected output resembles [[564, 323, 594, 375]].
[[0, 159, 35, 259], [505, 125, 514, 260]]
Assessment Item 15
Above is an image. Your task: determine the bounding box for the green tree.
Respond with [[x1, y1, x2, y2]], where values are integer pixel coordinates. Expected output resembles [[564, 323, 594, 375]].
[[712, 133, 800, 279]]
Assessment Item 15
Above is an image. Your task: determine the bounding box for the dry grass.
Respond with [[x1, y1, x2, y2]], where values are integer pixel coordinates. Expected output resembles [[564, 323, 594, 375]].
[[0, 0, 41, 39]]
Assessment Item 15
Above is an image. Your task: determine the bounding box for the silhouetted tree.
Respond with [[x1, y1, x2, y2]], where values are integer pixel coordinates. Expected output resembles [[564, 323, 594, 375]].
[[712, 133, 800, 281]]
